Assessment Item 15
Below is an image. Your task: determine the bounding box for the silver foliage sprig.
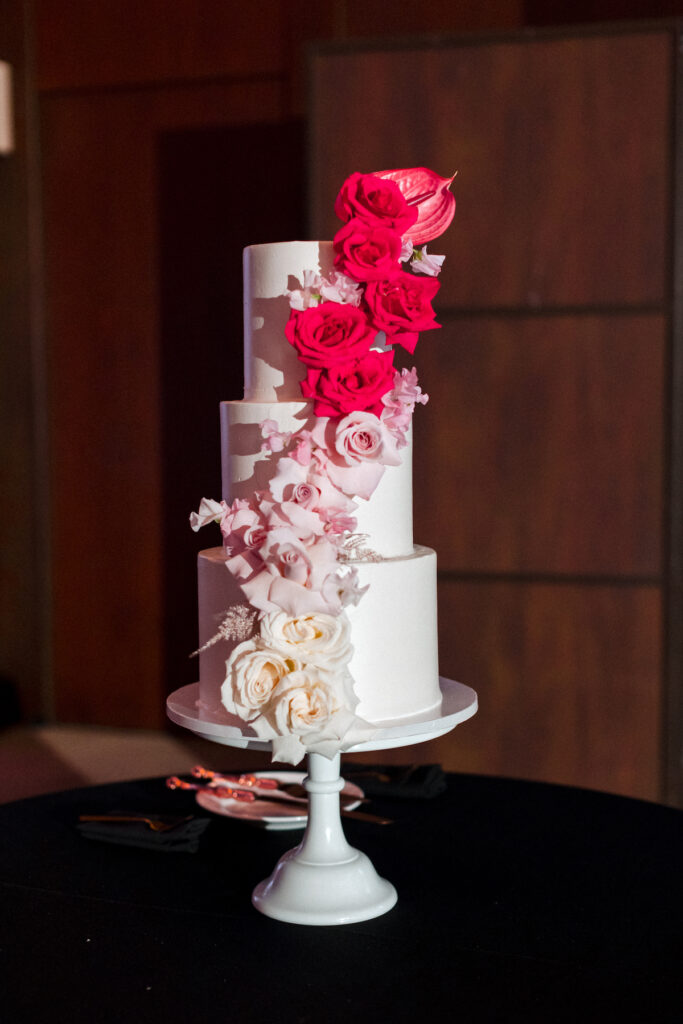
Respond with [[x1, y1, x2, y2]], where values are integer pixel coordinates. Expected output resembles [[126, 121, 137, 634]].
[[337, 533, 382, 563], [190, 604, 258, 658]]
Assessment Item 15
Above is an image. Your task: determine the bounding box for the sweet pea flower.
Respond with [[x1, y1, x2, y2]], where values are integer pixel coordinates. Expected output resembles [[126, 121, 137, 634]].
[[260, 419, 292, 453], [410, 245, 445, 277], [319, 506, 358, 536], [189, 497, 227, 532], [400, 237, 415, 262], [285, 269, 325, 311], [381, 367, 429, 446]]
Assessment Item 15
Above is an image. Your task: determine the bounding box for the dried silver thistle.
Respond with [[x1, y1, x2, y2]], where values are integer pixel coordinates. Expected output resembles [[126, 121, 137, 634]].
[[338, 533, 382, 563], [190, 604, 258, 657]]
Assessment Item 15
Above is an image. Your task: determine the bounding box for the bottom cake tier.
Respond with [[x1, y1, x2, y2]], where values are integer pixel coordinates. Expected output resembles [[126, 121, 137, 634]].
[[197, 545, 442, 727]]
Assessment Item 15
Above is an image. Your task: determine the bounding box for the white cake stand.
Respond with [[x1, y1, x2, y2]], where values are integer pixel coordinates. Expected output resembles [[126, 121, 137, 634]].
[[167, 678, 477, 926]]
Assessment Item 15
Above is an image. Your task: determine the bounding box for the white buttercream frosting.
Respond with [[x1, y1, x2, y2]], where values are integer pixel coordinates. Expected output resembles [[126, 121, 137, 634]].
[[197, 546, 441, 726], [243, 241, 334, 402]]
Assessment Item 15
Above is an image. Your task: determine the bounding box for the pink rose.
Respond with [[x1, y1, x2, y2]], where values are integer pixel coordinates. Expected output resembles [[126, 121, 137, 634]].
[[364, 272, 440, 353], [300, 349, 396, 419], [333, 219, 403, 283], [219, 499, 267, 554], [291, 482, 320, 509], [311, 413, 399, 500], [334, 172, 418, 236], [285, 302, 375, 369], [334, 410, 401, 468], [268, 452, 356, 513], [240, 536, 343, 617]]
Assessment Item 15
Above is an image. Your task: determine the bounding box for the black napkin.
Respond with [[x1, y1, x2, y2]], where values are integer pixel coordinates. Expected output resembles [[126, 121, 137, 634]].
[[76, 813, 211, 853], [343, 763, 447, 800]]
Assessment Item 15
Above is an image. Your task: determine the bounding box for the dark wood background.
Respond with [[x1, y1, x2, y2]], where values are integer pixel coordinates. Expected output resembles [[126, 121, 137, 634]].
[[2, 1, 682, 803]]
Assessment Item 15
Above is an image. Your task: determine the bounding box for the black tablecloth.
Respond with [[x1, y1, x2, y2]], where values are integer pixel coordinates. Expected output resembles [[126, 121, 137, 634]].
[[1, 772, 681, 1022]]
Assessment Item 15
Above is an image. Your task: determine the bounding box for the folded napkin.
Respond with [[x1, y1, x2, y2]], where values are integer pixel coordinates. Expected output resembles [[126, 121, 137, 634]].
[[343, 763, 447, 800], [76, 813, 211, 853]]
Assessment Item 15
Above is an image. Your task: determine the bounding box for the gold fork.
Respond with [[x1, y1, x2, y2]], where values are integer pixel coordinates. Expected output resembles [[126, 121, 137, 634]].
[[78, 814, 192, 833]]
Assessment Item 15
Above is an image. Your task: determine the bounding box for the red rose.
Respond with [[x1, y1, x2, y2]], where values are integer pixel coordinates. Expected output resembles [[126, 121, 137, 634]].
[[285, 302, 375, 369], [364, 273, 440, 354], [335, 172, 418, 236], [300, 349, 396, 418], [333, 219, 402, 283]]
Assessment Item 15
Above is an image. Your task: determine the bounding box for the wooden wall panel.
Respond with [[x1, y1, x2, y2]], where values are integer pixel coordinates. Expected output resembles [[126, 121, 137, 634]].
[[43, 81, 285, 726], [310, 27, 674, 800], [433, 580, 662, 801], [35, 0, 288, 89], [157, 119, 306, 701], [412, 314, 665, 576], [311, 30, 671, 309], [0, 0, 46, 721]]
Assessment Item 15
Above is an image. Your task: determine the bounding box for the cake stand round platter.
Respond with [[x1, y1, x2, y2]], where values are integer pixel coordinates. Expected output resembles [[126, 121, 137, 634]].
[[167, 677, 477, 927]]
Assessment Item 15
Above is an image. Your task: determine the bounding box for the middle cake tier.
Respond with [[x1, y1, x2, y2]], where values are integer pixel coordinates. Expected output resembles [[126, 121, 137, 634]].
[[220, 399, 414, 559]]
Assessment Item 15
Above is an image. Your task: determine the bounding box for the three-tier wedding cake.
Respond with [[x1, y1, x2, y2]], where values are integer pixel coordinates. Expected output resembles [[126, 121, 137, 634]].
[[191, 168, 455, 764]]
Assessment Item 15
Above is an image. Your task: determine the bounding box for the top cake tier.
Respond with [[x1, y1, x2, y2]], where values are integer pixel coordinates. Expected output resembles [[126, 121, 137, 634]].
[[243, 241, 334, 402]]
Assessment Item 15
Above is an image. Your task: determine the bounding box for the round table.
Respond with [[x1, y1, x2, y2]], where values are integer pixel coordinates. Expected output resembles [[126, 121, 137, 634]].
[[0, 771, 681, 1022]]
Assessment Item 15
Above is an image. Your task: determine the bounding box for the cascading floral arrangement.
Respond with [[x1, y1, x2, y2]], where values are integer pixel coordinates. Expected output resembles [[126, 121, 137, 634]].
[[192, 167, 455, 763]]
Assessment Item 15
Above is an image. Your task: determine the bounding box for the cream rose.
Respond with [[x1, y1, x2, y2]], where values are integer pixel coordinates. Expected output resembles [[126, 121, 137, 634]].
[[265, 669, 338, 737], [221, 640, 299, 721], [259, 610, 353, 673]]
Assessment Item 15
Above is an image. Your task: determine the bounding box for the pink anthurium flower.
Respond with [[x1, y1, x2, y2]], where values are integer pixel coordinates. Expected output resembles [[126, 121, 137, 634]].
[[373, 167, 456, 245]]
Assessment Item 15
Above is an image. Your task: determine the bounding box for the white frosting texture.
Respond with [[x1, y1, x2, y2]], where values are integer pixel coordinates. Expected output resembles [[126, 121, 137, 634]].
[[220, 400, 413, 558], [195, 239, 442, 737], [197, 546, 441, 726], [243, 241, 334, 402]]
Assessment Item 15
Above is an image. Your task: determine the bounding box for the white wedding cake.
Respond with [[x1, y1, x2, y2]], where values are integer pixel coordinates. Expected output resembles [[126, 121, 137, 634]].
[[192, 168, 455, 763]]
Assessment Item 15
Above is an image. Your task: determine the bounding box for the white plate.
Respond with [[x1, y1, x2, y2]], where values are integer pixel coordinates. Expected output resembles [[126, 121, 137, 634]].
[[196, 770, 365, 831]]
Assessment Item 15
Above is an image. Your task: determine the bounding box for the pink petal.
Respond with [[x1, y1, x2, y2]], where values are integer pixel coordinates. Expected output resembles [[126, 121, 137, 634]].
[[373, 167, 455, 245]]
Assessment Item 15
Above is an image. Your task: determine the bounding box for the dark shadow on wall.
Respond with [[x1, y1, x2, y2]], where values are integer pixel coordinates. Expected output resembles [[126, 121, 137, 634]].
[[157, 119, 306, 696]]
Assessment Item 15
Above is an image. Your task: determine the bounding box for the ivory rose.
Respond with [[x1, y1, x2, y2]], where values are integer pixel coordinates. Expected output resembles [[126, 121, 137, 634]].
[[333, 219, 403, 283], [364, 272, 440, 353], [300, 349, 396, 419], [260, 610, 353, 672], [285, 301, 375, 369], [247, 667, 363, 763], [221, 641, 298, 721], [269, 670, 337, 734], [334, 171, 418, 236]]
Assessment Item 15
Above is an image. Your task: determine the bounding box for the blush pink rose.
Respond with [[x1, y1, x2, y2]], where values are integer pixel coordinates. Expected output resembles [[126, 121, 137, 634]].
[[311, 413, 399, 500], [335, 172, 418, 235], [334, 411, 401, 468], [300, 349, 396, 419], [333, 219, 403, 283], [285, 302, 375, 369], [219, 499, 267, 554], [364, 272, 440, 353]]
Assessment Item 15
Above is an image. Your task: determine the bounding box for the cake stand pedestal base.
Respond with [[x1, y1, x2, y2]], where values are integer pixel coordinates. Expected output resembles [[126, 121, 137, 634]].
[[167, 678, 477, 925], [252, 751, 396, 925]]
